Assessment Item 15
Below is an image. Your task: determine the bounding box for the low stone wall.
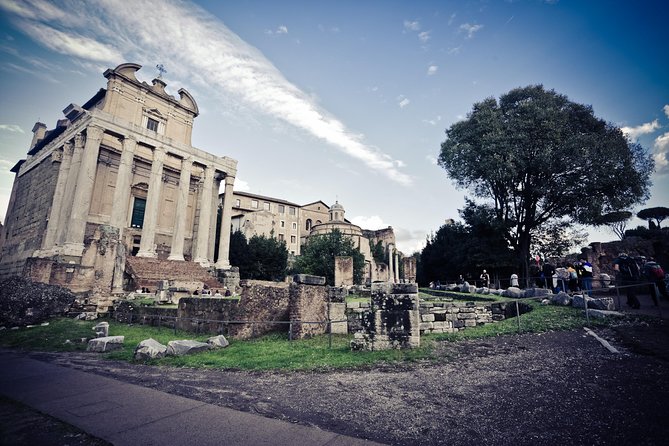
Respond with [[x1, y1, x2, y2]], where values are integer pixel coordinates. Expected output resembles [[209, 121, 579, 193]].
[[343, 299, 532, 335]]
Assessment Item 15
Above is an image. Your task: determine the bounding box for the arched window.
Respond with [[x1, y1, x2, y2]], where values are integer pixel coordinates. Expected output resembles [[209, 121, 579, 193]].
[[306, 219, 312, 231]]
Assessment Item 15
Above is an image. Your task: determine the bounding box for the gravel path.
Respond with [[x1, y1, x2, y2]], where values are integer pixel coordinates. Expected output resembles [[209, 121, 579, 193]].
[[19, 319, 669, 446]]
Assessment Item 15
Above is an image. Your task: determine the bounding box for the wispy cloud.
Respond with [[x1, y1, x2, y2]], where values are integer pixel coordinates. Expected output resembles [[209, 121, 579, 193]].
[[427, 65, 438, 76], [418, 31, 431, 43], [0, 0, 411, 185], [459, 23, 483, 39], [0, 124, 24, 133], [397, 95, 410, 109], [403, 20, 420, 31], [447, 46, 461, 55], [448, 13, 456, 26], [266, 25, 288, 35], [351, 215, 386, 230], [425, 154, 438, 165], [232, 177, 250, 192], [16, 20, 122, 63], [653, 132, 669, 175], [621, 119, 660, 140], [422, 115, 442, 126], [664, 104, 669, 118], [1, 61, 61, 83]]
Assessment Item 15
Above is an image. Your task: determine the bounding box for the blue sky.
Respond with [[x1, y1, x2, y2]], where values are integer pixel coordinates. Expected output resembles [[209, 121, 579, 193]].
[[0, 0, 667, 254]]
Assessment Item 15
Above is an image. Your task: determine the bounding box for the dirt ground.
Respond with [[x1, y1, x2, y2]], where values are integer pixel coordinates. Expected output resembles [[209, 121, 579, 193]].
[[6, 317, 667, 446]]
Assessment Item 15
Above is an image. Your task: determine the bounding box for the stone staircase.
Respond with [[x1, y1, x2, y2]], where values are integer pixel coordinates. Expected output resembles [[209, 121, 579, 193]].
[[124, 257, 225, 292]]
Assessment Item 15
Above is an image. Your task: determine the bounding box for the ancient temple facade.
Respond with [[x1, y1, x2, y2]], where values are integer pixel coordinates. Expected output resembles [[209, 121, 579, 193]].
[[0, 63, 237, 300]]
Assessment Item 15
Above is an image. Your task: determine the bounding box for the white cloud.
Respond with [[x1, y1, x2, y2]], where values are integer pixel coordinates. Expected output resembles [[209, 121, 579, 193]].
[[16, 20, 122, 63], [653, 132, 669, 175], [418, 31, 431, 43], [448, 13, 456, 26], [0, 0, 411, 186], [394, 227, 428, 254], [447, 46, 461, 55], [426, 154, 438, 165], [351, 215, 387, 230], [398, 96, 410, 108], [277, 25, 288, 34], [422, 115, 442, 126], [459, 23, 483, 39], [621, 119, 660, 140], [664, 104, 669, 118], [427, 65, 438, 76], [232, 178, 250, 192], [0, 124, 24, 133], [403, 20, 420, 31]]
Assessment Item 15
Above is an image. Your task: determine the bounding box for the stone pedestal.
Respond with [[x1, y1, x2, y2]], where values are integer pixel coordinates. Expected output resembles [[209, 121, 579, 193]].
[[217, 267, 240, 292], [351, 283, 420, 351]]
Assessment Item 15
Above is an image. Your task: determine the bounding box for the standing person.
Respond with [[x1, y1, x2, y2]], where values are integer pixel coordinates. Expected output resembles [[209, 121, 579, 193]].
[[567, 263, 579, 292], [480, 269, 490, 288], [613, 253, 641, 309], [580, 258, 594, 295], [556, 264, 569, 293], [641, 259, 666, 306], [542, 262, 556, 290]]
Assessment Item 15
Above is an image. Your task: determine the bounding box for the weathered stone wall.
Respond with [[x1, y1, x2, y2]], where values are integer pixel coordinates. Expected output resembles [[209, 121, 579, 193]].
[[334, 256, 353, 286], [231, 280, 291, 339], [0, 156, 59, 280], [176, 297, 238, 333], [402, 257, 417, 283], [289, 282, 328, 338]]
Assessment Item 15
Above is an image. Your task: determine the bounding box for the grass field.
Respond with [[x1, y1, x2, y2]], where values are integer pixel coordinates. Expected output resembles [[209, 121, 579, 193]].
[[0, 297, 618, 371]]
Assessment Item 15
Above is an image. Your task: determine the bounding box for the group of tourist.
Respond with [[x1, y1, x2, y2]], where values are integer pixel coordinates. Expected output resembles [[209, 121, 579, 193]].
[[613, 253, 667, 309]]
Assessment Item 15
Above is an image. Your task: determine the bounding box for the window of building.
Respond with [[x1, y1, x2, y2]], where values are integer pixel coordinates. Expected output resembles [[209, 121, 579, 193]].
[[279, 205, 285, 214], [306, 219, 312, 231], [290, 235, 296, 244], [130, 197, 146, 228], [251, 199, 258, 209], [146, 118, 159, 132], [289, 207, 296, 216], [292, 222, 297, 230], [235, 199, 240, 207], [280, 220, 285, 228], [278, 233, 284, 241], [263, 202, 270, 211]]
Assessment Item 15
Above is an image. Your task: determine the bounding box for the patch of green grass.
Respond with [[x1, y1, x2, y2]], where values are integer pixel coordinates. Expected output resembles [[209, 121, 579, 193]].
[[431, 301, 611, 342], [0, 318, 96, 352], [153, 332, 433, 370]]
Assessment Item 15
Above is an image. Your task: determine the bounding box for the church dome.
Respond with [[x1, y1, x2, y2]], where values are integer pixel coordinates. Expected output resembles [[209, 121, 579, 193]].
[[329, 200, 345, 222]]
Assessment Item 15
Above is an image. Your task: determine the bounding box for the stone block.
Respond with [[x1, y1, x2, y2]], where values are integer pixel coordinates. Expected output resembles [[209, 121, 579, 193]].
[[166, 339, 211, 356], [347, 301, 360, 309], [87, 335, 124, 353], [458, 312, 477, 320], [207, 335, 230, 348], [464, 319, 477, 327], [421, 314, 435, 322], [420, 322, 433, 331], [293, 274, 326, 285], [134, 338, 167, 360]]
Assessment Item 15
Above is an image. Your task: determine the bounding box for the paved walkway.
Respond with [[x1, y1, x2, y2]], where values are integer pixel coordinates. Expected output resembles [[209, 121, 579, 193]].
[[608, 289, 669, 319], [0, 350, 384, 446]]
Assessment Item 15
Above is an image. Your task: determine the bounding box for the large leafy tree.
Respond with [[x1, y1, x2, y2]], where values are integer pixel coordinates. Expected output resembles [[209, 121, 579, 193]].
[[294, 229, 365, 285], [229, 231, 288, 281], [418, 202, 515, 286], [439, 85, 653, 278], [597, 211, 633, 240]]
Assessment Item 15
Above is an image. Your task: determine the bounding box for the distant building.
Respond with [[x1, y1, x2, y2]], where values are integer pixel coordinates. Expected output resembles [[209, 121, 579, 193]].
[[223, 192, 396, 282], [0, 63, 238, 307]]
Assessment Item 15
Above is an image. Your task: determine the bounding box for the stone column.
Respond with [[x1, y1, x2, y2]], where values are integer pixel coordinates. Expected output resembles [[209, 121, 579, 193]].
[[136, 147, 166, 258], [109, 136, 137, 230], [388, 245, 394, 283], [167, 156, 193, 261], [55, 134, 84, 248], [40, 141, 74, 253], [192, 165, 214, 266], [215, 175, 235, 269], [208, 175, 221, 262], [394, 252, 400, 283], [63, 126, 104, 257]]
